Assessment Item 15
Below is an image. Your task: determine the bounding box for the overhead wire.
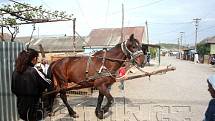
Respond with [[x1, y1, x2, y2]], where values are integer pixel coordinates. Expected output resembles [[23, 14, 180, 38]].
[[75, 0, 92, 30], [148, 21, 192, 25], [108, 0, 165, 16], [127, 0, 165, 11], [104, 0, 110, 26]]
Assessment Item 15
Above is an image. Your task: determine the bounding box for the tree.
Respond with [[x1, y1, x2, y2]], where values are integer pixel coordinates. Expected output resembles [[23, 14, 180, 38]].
[[0, 1, 73, 41], [149, 47, 157, 59], [196, 43, 210, 55]]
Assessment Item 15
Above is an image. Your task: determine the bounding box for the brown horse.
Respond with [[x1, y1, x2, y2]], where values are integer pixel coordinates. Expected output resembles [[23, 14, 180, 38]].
[[47, 34, 145, 119]]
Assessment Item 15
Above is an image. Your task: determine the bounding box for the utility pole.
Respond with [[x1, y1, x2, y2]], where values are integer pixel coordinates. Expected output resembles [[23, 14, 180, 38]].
[[180, 32, 184, 49], [145, 20, 149, 44], [178, 37, 180, 59], [193, 18, 201, 50], [120, 3, 124, 42]]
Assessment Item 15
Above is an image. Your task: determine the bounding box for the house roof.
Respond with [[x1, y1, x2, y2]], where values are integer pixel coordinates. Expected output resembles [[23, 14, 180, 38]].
[[85, 26, 145, 48], [15, 35, 85, 52], [200, 36, 215, 44]]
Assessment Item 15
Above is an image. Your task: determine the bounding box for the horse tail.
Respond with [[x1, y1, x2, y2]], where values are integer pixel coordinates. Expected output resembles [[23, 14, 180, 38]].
[[47, 62, 55, 80]]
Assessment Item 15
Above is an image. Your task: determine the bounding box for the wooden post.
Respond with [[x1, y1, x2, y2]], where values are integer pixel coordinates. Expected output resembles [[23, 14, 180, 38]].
[[38, 44, 45, 58], [73, 18, 76, 52]]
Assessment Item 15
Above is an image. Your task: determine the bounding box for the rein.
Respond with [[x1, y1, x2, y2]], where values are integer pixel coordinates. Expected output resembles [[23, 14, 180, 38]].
[[93, 55, 128, 62]]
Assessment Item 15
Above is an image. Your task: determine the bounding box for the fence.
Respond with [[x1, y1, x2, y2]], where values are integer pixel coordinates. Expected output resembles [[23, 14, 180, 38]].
[[0, 41, 24, 121]]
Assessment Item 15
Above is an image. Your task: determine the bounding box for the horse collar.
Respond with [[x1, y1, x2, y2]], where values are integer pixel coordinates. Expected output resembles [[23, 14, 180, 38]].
[[121, 41, 129, 57]]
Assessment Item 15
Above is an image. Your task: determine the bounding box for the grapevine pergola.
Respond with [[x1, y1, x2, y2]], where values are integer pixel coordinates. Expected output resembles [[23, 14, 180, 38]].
[[0, 0, 75, 41]]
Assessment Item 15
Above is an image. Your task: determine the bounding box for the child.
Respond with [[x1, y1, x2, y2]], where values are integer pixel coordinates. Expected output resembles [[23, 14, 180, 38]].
[[118, 64, 126, 90]]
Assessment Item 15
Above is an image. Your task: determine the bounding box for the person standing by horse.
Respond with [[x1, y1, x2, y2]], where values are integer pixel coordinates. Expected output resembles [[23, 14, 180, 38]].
[[11, 48, 53, 121], [35, 58, 50, 75], [204, 75, 215, 121], [118, 64, 127, 90]]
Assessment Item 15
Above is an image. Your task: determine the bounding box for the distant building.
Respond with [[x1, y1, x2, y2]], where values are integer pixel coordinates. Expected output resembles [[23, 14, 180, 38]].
[[15, 35, 85, 61], [84, 26, 146, 54], [182, 48, 196, 61], [199, 36, 215, 64], [200, 36, 215, 54], [0, 33, 12, 41]]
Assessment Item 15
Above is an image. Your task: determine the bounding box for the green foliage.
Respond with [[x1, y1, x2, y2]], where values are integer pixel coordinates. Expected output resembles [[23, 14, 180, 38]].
[[0, 2, 73, 41], [0, 2, 73, 26], [196, 43, 210, 55], [149, 47, 157, 58], [4, 18, 16, 25]]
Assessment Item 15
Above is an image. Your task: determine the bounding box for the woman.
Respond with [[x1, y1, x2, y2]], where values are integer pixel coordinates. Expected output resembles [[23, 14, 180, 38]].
[[11, 48, 52, 121], [204, 75, 215, 121]]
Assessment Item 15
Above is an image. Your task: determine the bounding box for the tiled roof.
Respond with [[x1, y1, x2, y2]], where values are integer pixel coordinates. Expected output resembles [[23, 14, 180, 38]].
[[200, 36, 215, 44], [0, 33, 12, 41], [85, 26, 145, 47], [15, 35, 85, 52]]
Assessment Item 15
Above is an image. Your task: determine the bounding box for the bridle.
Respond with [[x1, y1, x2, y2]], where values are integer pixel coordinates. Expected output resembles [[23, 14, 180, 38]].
[[121, 39, 143, 65]]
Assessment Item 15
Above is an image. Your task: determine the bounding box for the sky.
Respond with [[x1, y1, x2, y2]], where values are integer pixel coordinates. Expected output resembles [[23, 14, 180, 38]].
[[1, 0, 215, 45]]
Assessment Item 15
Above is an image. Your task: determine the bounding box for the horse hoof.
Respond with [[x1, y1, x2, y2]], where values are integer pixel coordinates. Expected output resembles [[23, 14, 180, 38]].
[[70, 113, 79, 118], [101, 107, 109, 114], [48, 112, 55, 117], [95, 110, 104, 119]]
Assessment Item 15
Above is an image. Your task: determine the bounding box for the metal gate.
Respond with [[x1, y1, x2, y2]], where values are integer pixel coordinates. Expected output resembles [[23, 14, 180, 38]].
[[0, 41, 24, 121]]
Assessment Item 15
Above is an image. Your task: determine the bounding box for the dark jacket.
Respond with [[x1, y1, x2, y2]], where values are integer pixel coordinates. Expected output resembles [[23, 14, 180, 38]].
[[11, 66, 51, 120], [205, 99, 215, 121]]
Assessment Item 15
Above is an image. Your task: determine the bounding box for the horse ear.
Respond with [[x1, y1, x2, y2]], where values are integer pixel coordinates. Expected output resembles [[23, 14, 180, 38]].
[[129, 34, 134, 40]]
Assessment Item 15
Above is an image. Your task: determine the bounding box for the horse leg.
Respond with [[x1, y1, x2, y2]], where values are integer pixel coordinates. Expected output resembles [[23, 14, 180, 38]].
[[46, 94, 55, 116], [60, 91, 79, 118], [46, 85, 56, 116], [101, 91, 113, 114], [97, 84, 114, 115], [95, 91, 104, 119]]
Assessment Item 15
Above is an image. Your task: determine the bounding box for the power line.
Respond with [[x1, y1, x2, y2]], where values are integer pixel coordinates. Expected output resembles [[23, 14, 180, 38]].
[[127, 0, 165, 11], [75, 0, 92, 29], [199, 25, 215, 32], [108, 0, 165, 16], [104, 0, 110, 26], [148, 21, 192, 25]]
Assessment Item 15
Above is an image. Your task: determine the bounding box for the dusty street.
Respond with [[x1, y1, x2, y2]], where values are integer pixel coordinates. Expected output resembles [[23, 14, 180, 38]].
[[46, 56, 215, 121]]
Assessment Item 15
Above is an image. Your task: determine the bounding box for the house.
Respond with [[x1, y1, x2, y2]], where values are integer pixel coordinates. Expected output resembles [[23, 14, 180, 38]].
[[15, 35, 85, 61], [197, 36, 215, 64], [0, 33, 12, 41], [84, 26, 146, 54], [200, 36, 215, 54]]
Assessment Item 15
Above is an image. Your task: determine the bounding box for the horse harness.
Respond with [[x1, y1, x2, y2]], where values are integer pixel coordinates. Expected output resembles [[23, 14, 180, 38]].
[[84, 40, 144, 82], [85, 49, 117, 82]]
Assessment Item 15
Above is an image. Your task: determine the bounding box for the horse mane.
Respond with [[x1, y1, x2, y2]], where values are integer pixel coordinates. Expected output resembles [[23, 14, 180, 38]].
[[93, 50, 104, 56], [92, 43, 122, 56], [115, 43, 121, 48]]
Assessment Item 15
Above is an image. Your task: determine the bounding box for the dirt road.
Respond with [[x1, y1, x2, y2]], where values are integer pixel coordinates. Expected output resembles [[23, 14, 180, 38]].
[[46, 56, 215, 121]]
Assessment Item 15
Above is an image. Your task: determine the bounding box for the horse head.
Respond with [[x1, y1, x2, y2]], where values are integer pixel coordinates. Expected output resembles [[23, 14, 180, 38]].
[[121, 34, 145, 67]]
